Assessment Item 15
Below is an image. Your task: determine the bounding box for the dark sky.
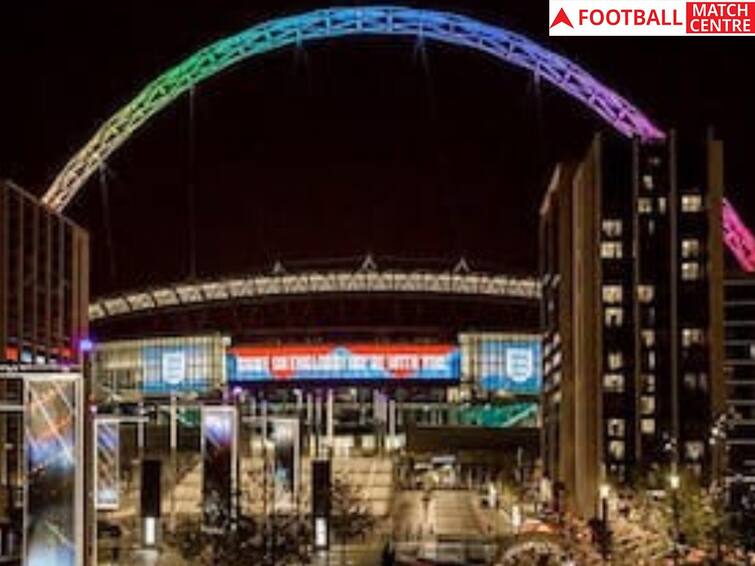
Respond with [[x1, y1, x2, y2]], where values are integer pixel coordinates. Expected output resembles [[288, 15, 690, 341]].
[[1, 2, 754, 297]]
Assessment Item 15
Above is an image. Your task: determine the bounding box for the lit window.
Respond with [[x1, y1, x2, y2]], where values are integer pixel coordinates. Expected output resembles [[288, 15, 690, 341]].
[[603, 373, 625, 393], [608, 351, 623, 370], [609, 440, 626, 460], [685, 441, 705, 461], [642, 174, 654, 191], [638, 198, 653, 214], [643, 374, 656, 394], [682, 194, 703, 213], [657, 197, 667, 214], [607, 418, 626, 437], [604, 307, 624, 327], [602, 219, 623, 238], [750, 344, 755, 360], [641, 419, 656, 435], [683, 373, 696, 390], [683, 373, 708, 392], [682, 239, 701, 259], [601, 242, 623, 259], [641, 330, 656, 348], [641, 395, 656, 415], [647, 350, 656, 370], [682, 262, 702, 281], [602, 285, 623, 304], [551, 371, 561, 387], [637, 285, 655, 303], [682, 328, 705, 348]]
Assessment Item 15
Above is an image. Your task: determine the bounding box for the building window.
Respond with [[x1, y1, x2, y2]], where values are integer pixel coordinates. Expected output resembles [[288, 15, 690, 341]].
[[602, 219, 623, 238], [643, 374, 656, 394], [637, 285, 655, 304], [685, 441, 705, 461], [641, 330, 656, 348], [601, 242, 623, 259], [647, 350, 656, 370], [657, 197, 667, 214], [608, 440, 626, 460], [683, 372, 708, 392], [682, 194, 703, 213], [681, 261, 702, 281], [607, 351, 623, 370], [642, 174, 654, 191], [607, 418, 626, 438], [641, 418, 656, 435], [551, 371, 561, 387], [682, 328, 705, 348], [604, 307, 624, 327], [602, 285, 623, 304], [638, 197, 653, 214], [682, 238, 701, 259], [603, 373, 625, 393], [641, 395, 656, 415], [750, 343, 755, 359]]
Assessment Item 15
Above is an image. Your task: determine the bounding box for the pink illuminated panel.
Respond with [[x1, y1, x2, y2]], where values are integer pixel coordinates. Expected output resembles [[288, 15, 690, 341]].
[[723, 198, 755, 272]]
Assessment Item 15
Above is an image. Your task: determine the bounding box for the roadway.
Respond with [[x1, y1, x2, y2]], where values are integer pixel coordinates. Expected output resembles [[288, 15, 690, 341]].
[[393, 489, 500, 540]]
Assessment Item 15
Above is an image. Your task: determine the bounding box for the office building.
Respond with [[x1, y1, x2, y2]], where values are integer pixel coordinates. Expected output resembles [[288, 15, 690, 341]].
[[0, 179, 89, 559], [540, 132, 725, 518]]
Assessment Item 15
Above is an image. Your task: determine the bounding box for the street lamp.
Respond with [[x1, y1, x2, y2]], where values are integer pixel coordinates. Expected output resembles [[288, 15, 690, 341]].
[[669, 473, 681, 565], [598, 483, 611, 559]]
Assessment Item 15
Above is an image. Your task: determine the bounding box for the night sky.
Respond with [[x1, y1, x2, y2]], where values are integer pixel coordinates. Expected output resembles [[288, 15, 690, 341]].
[[1, 2, 754, 297]]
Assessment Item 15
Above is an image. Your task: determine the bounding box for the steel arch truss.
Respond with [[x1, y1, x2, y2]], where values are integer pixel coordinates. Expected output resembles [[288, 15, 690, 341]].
[[723, 198, 755, 272], [42, 5, 665, 211], [88, 268, 540, 323]]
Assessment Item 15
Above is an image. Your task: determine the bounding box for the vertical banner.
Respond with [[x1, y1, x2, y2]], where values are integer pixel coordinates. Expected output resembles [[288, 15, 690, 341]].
[[94, 419, 120, 510], [201, 406, 237, 531], [311, 459, 331, 550], [269, 418, 299, 513], [24, 374, 83, 566]]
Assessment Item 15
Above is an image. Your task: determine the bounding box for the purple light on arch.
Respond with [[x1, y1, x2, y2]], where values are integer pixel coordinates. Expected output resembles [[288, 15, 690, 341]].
[[723, 198, 755, 272]]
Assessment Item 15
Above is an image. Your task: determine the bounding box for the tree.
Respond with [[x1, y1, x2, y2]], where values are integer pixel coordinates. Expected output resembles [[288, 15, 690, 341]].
[[330, 473, 376, 543], [632, 471, 737, 561], [169, 512, 311, 565]]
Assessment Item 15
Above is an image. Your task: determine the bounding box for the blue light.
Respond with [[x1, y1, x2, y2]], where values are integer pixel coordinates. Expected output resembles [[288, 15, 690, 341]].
[[44, 5, 665, 211]]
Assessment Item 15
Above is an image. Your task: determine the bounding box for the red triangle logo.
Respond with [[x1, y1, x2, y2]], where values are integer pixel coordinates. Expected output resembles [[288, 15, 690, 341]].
[[550, 7, 574, 29]]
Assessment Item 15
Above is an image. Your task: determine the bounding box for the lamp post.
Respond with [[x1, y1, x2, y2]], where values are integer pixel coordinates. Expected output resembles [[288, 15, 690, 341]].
[[598, 483, 611, 560], [669, 472, 681, 566]]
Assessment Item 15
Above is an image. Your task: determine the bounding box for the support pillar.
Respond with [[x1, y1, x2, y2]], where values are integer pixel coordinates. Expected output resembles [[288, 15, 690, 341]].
[[388, 398, 396, 452], [169, 395, 177, 532], [326, 389, 334, 454]]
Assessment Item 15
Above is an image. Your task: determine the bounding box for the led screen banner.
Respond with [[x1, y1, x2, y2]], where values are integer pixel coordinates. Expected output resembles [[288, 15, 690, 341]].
[[269, 418, 299, 513], [228, 344, 460, 383], [460, 333, 542, 394], [24, 374, 83, 566], [245, 416, 301, 514], [202, 406, 237, 531], [142, 345, 212, 394], [95, 418, 120, 510]]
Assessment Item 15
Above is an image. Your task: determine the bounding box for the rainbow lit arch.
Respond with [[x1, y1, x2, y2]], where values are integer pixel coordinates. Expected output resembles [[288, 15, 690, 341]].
[[42, 5, 666, 211]]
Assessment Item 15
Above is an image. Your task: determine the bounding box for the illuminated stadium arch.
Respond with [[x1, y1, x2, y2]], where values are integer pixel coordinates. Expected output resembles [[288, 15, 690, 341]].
[[88, 268, 540, 323], [42, 5, 666, 211]]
